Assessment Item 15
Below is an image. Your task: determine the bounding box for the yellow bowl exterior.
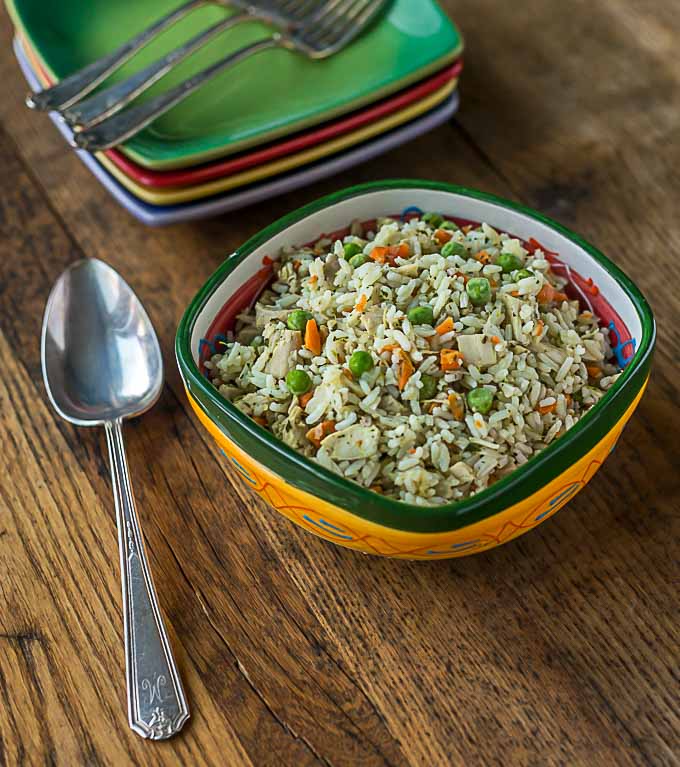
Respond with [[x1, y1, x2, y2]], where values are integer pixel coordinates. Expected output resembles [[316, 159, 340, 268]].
[[187, 381, 646, 559]]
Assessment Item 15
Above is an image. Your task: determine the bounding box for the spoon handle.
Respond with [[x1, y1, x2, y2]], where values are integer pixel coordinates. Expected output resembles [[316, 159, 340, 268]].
[[105, 419, 190, 740]]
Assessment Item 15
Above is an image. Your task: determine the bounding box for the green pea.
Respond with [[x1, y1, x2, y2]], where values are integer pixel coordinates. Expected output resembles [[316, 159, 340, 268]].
[[343, 242, 362, 259], [422, 212, 444, 227], [496, 252, 523, 273], [466, 277, 492, 305], [514, 269, 534, 281], [348, 253, 368, 269], [287, 309, 313, 331], [348, 350, 374, 378], [407, 305, 435, 326], [441, 241, 467, 258], [419, 374, 438, 400], [285, 369, 312, 395], [467, 387, 494, 414], [439, 220, 459, 231]]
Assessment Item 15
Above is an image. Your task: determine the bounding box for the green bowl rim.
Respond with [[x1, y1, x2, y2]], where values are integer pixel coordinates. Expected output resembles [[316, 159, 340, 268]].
[[176, 180, 655, 532]]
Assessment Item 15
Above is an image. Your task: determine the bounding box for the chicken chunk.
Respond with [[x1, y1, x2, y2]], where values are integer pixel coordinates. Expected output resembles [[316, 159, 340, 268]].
[[457, 334, 497, 368], [255, 303, 291, 328], [324, 253, 342, 282], [321, 424, 379, 460], [502, 293, 524, 341], [451, 461, 475, 483], [264, 328, 301, 378], [361, 307, 383, 335]]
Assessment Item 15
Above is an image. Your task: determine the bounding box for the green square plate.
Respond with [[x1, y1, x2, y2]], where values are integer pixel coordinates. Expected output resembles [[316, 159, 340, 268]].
[[7, 0, 463, 170]]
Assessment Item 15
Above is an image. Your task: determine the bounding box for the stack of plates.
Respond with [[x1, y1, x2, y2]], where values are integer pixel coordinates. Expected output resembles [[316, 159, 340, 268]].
[[8, 0, 463, 225]]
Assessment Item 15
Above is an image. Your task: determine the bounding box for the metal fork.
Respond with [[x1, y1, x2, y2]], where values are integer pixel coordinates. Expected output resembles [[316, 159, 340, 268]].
[[69, 0, 388, 152], [26, 0, 322, 113], [59, 0, 322, 130]]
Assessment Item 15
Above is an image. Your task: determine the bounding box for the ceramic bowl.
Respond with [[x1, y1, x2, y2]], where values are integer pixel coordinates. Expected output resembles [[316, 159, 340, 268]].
[[176, 181, 655, 559]]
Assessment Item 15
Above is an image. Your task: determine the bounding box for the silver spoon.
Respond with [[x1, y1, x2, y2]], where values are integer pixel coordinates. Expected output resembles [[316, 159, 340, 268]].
[[41, 258, 189, 740]]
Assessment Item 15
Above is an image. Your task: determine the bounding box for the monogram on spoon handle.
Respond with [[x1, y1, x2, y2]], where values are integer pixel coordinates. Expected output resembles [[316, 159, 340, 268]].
[[105, 419, 189, 740]]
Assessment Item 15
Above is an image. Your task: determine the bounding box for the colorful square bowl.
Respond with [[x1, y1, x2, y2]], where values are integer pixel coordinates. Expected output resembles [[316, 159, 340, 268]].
[[176, 181, 655, 559]]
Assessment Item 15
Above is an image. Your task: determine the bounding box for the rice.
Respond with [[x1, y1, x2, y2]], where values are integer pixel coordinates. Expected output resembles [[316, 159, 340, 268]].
[[207, 214, 621, 506]]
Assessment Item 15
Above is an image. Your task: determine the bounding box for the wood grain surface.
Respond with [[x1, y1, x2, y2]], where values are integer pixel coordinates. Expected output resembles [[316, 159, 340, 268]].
[[0, 2, 678, 765]]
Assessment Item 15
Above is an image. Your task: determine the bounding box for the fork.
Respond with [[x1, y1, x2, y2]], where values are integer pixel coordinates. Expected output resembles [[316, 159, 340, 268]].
[[69, 0, 388, 152], [26, 0, 322, 114], [60, 1, 321, 130]]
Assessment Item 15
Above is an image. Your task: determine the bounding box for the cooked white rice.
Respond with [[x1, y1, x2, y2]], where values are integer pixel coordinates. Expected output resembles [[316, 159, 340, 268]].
[[206, 214, 620, 506]]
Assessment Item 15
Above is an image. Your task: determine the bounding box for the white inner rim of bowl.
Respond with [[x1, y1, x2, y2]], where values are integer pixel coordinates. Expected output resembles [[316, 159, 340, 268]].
[[191, 188, 643, 361]]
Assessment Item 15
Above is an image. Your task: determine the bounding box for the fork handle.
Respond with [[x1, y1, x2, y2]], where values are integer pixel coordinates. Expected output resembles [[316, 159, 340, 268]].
[[27, 0, 204, 112], [62, 12, 251, 129], [74, 35, 281, 152], [105, 419, 189, 740]]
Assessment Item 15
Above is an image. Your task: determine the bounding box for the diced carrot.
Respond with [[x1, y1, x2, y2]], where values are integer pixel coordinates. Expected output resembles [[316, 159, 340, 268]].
[[408, 448, 417, 454], [490, 335, 501, 345], [475, 250, 491, 264], [308, 274, 318, 285], [526, 237, 558, 257], [379, 343, 401, 354], [510, 290, 520, 297], [253, 416, 267, 426], [454, 271, 470, 284], [462, 225, 474, 234], [586, 364, 603, 379], [388, 242, 410, 259], [447, 392, 465, 420], [305, 420, 336, 448], [369, 484, 383, 494], [537, 282, 568, 305], [355, 293, 367, 312], [440, 349, 464, 371], [299, 390, 314, 409], [397, 350, 414, 391], [435, 228, 453, 244], [435, 316, 454, 335], [304, 318, 321, 355], [537, 402, 557, 415], [533, 320, 545, 337], [370, 246, 389, 263]]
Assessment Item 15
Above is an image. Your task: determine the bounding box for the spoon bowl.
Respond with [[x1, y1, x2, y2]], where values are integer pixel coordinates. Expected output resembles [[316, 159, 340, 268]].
[[41, 258, 162, 426]]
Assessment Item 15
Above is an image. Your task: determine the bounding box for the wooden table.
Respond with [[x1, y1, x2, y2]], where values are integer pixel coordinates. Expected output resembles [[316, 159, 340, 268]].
[[0, 2, 677, 765]]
